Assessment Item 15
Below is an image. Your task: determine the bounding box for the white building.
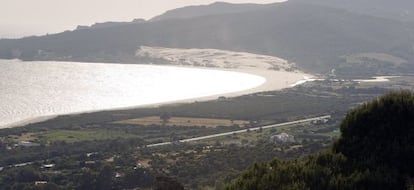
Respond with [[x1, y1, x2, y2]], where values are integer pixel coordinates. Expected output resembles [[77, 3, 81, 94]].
[[17, 141, 39, 147], [270, 133, 295, 144]]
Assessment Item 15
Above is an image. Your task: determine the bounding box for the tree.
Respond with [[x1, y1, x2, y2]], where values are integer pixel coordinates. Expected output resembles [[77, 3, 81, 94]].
[[333, 91, 414, 175], [77, 171, 96, 190], [122, 168, 153, 189], [34, 182, 61, 190], [160, 113, 171, 125], [153, 176, 184, 190], [15, 167, 40, 183], [96, 165, 114, 190]]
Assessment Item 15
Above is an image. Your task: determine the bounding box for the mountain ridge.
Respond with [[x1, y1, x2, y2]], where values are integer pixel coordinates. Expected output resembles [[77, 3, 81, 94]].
[[1, 1, 414, 75], [291, 0, 414, 22], [149, 1, 276, 21]]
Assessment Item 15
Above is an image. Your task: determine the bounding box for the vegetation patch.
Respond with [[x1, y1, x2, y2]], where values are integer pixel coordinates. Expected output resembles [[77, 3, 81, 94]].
[[343, 53, 407, 66], [226, 91, 414, 190], [114, 116, 249, 128], [37, 129, 137, 143], [0, 82, 406, 189]]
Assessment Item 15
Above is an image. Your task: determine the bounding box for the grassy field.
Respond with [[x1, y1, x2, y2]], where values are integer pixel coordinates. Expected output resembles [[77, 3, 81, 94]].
[[114, 116, 249, 128], [36, 129, 138, 143]]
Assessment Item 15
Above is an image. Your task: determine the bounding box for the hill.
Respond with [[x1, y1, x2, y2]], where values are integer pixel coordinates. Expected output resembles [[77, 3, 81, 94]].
[[0, 1, 414, 75], [225, 91, 414, 190], [150, 2, 272, 21], [292, 0, 414, 22]]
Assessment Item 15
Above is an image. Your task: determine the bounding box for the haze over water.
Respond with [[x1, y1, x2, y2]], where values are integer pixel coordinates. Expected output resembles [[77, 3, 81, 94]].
[[0, 60, 265, 128]]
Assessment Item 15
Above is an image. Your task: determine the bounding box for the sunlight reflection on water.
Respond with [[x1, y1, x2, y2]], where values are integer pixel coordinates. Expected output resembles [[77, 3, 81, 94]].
[[0, 60, 265, 127]]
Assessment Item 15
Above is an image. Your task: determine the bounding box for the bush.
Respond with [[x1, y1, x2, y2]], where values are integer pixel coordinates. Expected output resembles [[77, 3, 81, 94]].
[[334, 91, 414, 175], [226, 91, 414, 190]]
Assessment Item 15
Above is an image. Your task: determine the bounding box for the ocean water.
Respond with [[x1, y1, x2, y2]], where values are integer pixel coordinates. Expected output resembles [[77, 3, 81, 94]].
[[0, 60, 265, 128]]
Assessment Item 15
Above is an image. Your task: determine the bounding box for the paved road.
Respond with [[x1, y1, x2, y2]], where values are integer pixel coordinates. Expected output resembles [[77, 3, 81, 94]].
[[146, 115, 331, 147]]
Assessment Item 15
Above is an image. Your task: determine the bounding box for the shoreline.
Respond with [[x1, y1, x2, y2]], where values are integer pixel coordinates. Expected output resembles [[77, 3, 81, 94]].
[[1, 47, 314, 129], [1, 66, 312, 129]]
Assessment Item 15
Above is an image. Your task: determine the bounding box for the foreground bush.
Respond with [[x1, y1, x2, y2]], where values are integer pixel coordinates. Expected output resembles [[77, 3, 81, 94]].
[[226, 91, 414, 190]]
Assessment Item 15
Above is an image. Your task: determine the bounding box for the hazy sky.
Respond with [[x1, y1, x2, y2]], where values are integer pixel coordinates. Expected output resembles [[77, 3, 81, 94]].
[[1, 0, 284, 38]]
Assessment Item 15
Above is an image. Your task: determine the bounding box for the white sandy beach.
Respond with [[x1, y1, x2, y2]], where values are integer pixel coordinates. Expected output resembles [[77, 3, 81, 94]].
[[136, 46, 313, 97]]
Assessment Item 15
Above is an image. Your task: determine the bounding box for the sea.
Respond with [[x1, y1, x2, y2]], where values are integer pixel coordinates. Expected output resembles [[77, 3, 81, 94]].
[[0, 60, 265, 128]]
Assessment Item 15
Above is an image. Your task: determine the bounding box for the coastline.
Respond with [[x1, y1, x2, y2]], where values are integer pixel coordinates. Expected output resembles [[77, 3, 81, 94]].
[[1, 48, 314, 129], [2, 66, 312, 129]]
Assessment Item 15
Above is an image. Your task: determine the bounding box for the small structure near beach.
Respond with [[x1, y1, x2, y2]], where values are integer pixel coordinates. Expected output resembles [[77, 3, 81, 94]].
[[17, 141, 39, 147], [41, 164, 55, 169], [270, 133, 295, 144]]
